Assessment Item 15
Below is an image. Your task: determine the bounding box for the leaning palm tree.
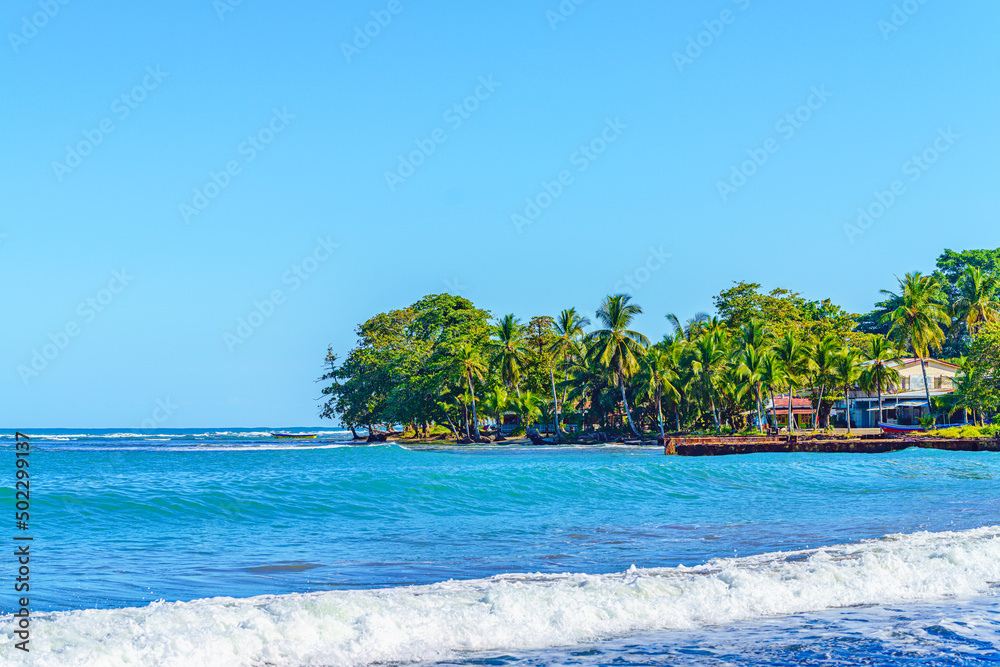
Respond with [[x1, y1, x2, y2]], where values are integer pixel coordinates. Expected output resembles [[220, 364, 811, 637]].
[[881, 272, 951, 412], [773, 332, 811, 432], [453, 342, 487, 439], [833, 348, 864, 435], [953, 266, 1000, 337], [489, 314, 529, 397], [587, 294, 650, 438], [861, 337, 902, 428]]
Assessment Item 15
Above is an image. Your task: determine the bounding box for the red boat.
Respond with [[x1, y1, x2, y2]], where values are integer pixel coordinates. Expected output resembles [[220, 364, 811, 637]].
[[878, 422, 927, 435]]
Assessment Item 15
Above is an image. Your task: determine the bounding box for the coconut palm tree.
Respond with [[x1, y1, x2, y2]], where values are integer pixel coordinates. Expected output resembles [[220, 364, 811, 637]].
[[759, 352, 785, 430], [490, 314, 529, 397], [736, 345, 767, 433], [453, 342, 487, 439], [881, 272, 951, 412], [953, 266, 1000, 336], [666, 312, 710, 342], [549, 308, 590, 436], [587, 294, 650, 438], [861, 337, 902, 428], [773, 332, 811, 432], [809, 336, 840, 430], [690, 332, 729, 432], [642, 346, 682, 441], [481, 386, 509, 436], [833, 348, 864, 435]]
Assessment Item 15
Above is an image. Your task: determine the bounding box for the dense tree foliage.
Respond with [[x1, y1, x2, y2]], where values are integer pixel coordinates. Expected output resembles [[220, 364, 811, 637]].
[[321, 250, 1000, 438]]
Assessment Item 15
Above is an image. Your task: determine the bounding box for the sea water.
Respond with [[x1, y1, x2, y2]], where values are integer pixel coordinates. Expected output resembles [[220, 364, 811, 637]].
[[0, 428, 998, 665]]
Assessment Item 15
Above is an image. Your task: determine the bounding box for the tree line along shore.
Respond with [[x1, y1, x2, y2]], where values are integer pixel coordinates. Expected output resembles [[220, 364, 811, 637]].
[[319, 248, 1000, 444]]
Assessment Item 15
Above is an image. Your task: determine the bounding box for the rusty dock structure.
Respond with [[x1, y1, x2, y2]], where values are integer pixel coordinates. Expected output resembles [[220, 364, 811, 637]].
[[665, 434, 1000, 456]]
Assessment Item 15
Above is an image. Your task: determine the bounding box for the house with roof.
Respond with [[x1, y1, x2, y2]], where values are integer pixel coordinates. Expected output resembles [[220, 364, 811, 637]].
[[764, 394, 815, 430], [834, 358, 964, 428]]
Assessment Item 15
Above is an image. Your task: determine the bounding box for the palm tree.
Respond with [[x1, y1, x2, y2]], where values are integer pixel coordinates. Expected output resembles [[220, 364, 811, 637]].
[[666, 312, 710, 342], [550, 308, 590, 436], [953, 266, 1000, 336], [454, 342, 487, 439], [809, 336, 840, 430], [773, 332, 811, 432], [481, 386, 509, 436], [490, 314, 529, 397], [642, 347, 682, 441], [513, 391, 545, 433], [881, 272, 951, 412], [833, 348, 864, 435], [690, 332, 729, 432], [759, 352, 785, 430], [587, 294, 650, 438], [737, 345, 767, 433], [861, 337, 902, 428]]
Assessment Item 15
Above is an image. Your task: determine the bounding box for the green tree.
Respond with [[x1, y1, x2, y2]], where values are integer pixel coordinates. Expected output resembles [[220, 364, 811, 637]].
[[833, 348, 865, 434], [690, 332, 729, 432], [452, 341, 487, 439], [860, 337, 902, 427], [587, 294, 650, 438], [953, 266, 1000, 336], [881, 272, 951, 411], [773, 332, 811, 432], [489, 314, 529, 396]]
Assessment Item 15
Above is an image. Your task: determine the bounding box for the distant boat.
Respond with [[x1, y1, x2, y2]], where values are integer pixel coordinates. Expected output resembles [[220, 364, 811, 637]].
[[878, 422, 927, 435], [271, 433, 318, 439]]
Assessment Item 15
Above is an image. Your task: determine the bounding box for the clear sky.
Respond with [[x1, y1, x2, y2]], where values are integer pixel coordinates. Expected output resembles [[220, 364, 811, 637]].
[[3, 1, 998, 428]]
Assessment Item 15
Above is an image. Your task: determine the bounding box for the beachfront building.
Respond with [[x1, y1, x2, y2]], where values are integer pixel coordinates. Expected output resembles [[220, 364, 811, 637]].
[[833, 358, 963, 428], [765, 394, 814, 430]]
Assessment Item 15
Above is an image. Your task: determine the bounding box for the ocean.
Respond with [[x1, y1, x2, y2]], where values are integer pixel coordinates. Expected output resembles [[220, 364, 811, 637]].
[[0, 428, 998, 665]]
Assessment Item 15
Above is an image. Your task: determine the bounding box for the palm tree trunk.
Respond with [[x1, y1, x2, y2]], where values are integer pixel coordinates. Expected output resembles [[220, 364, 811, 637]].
[[768, 387, 778, 429], [656, 388, 665, 442], [674, 405, 682, 432], [467, 372, 481, 439], [461, 401, 470, 439], [813, 385, 826, 430], [919, 357, 933, 424], [877, 379, 884, 428], [844, 383, 852, 435], [708, 388, 721, 433], [550, 367, 562, 439], [753, 382, 764, 433], [787, 388, 794, 433], [620, 381, 640, 438]]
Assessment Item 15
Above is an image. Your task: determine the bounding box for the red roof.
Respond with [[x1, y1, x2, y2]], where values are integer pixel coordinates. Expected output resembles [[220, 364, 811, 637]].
[[769, 394, 813, 409]]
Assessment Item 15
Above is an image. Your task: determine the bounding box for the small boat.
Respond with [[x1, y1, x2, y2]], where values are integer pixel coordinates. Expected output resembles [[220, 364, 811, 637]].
[[878, 422, 927, 435], [271, 433, 318, 439]]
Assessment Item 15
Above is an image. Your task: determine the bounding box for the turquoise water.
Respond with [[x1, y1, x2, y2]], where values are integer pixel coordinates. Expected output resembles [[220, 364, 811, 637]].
[[1, 429, 999, 665]]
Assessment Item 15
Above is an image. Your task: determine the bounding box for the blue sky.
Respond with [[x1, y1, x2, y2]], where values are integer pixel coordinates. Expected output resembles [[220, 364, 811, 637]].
[[3, 0, 998, 428]]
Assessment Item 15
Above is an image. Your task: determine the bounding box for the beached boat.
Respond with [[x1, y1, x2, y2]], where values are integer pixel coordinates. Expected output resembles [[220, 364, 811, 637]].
[[878, 422, 927, 435], [271, 433, 318, 439]]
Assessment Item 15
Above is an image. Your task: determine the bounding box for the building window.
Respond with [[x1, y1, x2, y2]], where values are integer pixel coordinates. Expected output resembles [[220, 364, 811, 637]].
[[902, 377, 910, 391]]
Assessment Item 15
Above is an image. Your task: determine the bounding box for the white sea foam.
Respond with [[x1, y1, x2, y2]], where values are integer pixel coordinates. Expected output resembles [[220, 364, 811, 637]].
[[3, 527, 999, 667]]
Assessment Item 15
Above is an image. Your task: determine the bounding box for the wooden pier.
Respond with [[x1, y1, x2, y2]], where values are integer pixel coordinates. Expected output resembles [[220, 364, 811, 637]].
[[665, 435, 1000, 456]]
